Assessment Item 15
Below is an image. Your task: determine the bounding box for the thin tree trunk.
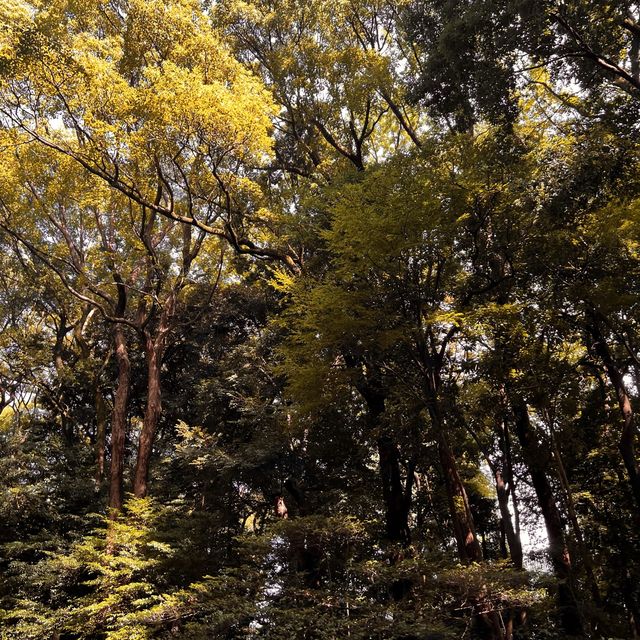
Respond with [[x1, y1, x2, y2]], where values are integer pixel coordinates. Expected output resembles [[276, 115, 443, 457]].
[[497, 416, 524, 569], [435, 426, 483, 562], [53, 311, 73, 444], [589, 316, 640, 509], [546, 414, 601, 605], [503, 416, 521, 540], [426, 386, 482, 563], [511, 400, 583, 636], [93, 348, 111, 487], [132, 285, 179, 498], [109, 324, 130, 512], [623, 568, 640, 639], [504, 612, 514, 640], [95, 386, 108, 485], [419, 341, 482, 562], [495, 467, 523, 569], [466, 407, 521, 568]]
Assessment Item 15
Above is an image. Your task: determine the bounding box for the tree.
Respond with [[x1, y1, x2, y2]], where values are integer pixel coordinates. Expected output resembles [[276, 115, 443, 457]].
[[406, 0, 640, 131], [2, 2, 640, 638], [0, 0, 279, 507]]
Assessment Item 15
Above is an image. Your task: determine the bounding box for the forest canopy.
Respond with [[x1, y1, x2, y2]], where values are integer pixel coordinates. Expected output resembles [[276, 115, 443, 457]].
[[0, 1, 640, 639]]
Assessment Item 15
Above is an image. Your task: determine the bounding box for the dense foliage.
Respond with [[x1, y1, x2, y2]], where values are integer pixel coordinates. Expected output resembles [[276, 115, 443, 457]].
[[1, 1, 640, 638]]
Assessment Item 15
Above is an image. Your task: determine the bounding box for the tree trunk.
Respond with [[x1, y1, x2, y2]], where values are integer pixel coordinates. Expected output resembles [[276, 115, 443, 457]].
[[133, 339, 163, 498], [497, 416, 523, 569], [547, 416, 601, 605], [359, 383, 412, 545], [95, 386, 108, 485], [132, 285, 179, 499], [377, 434, 411, 545], [426, 384, 482, 562], [419, 346, 482, 562], [589, 316, 640, 509], [499, 518, 508, 559], [109, 324, 130, 512], [53, 311, 73, 444], [511, 400, 583, 636], [623, 568, 640, 639], [502, 415, 522, 542], [495, 467, 523, 569], [435, 426, 483, 562]]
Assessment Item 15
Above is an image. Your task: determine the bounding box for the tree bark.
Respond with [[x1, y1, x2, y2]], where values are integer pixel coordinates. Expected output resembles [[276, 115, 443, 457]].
[[511, 399, 583, 636], [133, 338, 163, 498], [132, 286, 178, 499], [109, 324, 130, 512]]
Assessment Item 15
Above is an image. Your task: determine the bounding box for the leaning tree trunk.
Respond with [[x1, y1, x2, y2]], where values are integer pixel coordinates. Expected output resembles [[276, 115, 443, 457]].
[[589, 315, 640, 510], [511, 399, 583, 636], [435, 426, 483, 563], [109, 324, 130, 512], [426, 385, 482, 563], [545, 412, 602, 606]]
